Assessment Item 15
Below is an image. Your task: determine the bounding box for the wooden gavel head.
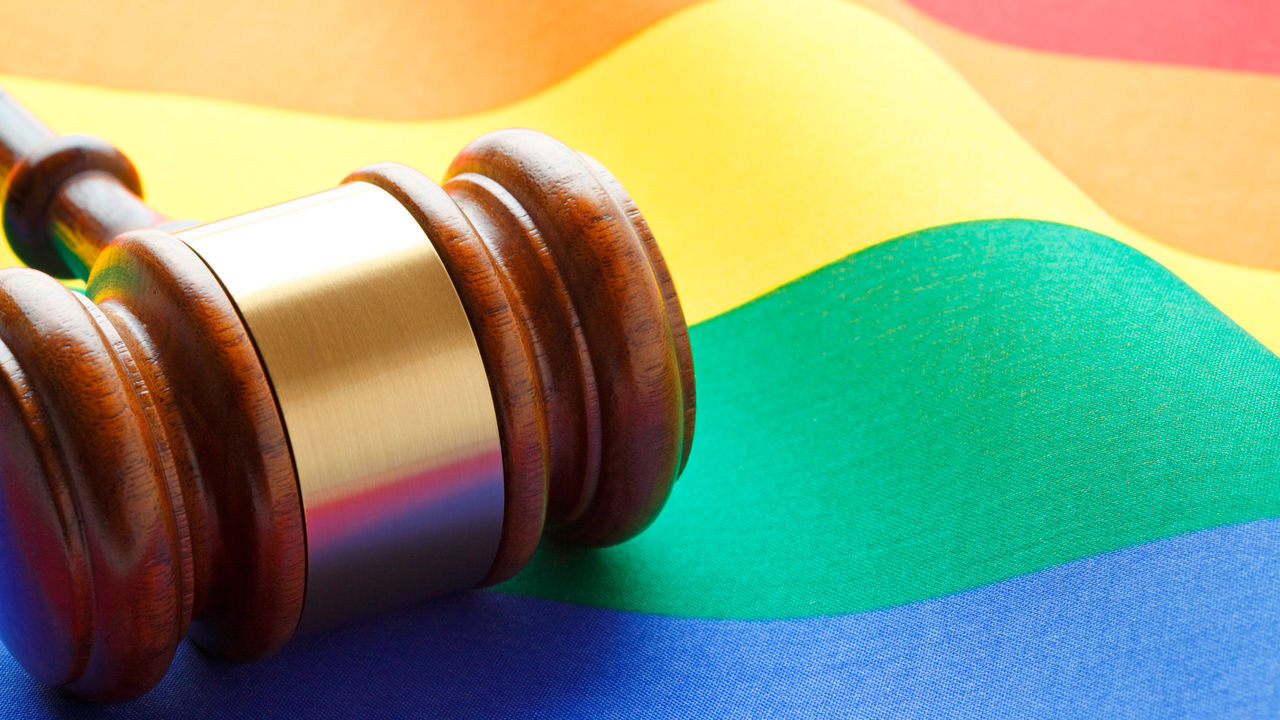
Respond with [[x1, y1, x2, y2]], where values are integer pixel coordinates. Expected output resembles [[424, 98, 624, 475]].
[[0, 114, 694, 701]]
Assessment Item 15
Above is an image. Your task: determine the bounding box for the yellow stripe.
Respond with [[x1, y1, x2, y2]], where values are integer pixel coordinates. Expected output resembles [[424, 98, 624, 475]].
[[2, 0, 1277, 351]]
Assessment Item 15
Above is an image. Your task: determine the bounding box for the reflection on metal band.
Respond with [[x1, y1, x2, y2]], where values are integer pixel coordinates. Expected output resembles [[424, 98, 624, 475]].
[[178, 183, 503, 631]]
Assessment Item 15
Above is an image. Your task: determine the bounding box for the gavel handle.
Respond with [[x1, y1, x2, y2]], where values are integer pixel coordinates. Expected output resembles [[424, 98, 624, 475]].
[[0, 89, 49, 175], [0, 87, 166, 279]]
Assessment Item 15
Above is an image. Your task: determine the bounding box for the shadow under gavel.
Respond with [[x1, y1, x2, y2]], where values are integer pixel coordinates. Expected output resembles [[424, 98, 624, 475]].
[[0, 88, 695, 702]]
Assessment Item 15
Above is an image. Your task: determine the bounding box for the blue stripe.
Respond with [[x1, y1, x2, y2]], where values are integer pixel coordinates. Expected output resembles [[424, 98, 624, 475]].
[[6, 519, 1279, 718]]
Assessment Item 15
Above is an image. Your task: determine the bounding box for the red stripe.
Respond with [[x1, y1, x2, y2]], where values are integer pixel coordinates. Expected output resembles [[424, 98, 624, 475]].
[[905, 0, 1280, 74]]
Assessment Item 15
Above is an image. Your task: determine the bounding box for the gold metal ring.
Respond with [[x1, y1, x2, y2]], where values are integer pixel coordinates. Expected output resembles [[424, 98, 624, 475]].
[[179, 182, 503, 630]]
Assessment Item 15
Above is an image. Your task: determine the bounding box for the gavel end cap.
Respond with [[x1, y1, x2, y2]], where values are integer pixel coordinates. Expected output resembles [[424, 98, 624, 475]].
[[0, 344, 86, 687]]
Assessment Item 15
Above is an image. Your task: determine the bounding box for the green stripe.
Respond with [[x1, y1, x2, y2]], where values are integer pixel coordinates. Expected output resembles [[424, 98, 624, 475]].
[[498, 219, 1280, 618]]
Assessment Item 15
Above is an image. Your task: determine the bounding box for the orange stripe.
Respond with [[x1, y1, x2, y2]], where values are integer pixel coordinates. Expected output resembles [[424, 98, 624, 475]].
[[860, 0, 1280, 270], [5, 0, 1276, 269], [0, 0, 696, 120]]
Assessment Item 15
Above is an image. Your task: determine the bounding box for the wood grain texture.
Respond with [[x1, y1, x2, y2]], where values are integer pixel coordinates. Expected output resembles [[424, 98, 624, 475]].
[[446, 130, 693, 547], [89, 232, 306, 662], [351, 130, 695, 575], [580, 154, 695, 475], [0, 234, 306, 701], [0, 90, 162, 279], [0, 107, 694, 699], [0, 89, 306, 697], [0, 89, 49, 177], [0, 268, 187, 701]]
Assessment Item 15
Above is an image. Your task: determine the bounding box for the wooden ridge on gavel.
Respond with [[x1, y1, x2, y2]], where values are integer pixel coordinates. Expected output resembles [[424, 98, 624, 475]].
[[0, 89, 695, 701]]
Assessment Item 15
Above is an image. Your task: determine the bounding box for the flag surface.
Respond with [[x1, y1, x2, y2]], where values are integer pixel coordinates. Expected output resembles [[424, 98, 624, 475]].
[[0, 0, 1277, 716]]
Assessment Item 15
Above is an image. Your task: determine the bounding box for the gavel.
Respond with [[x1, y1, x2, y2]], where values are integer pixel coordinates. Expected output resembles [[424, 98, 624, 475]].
[[0, 89, 695, 701]]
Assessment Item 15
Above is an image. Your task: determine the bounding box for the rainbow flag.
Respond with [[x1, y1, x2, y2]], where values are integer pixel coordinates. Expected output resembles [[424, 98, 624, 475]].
[[1, 0, 1277, 715]]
